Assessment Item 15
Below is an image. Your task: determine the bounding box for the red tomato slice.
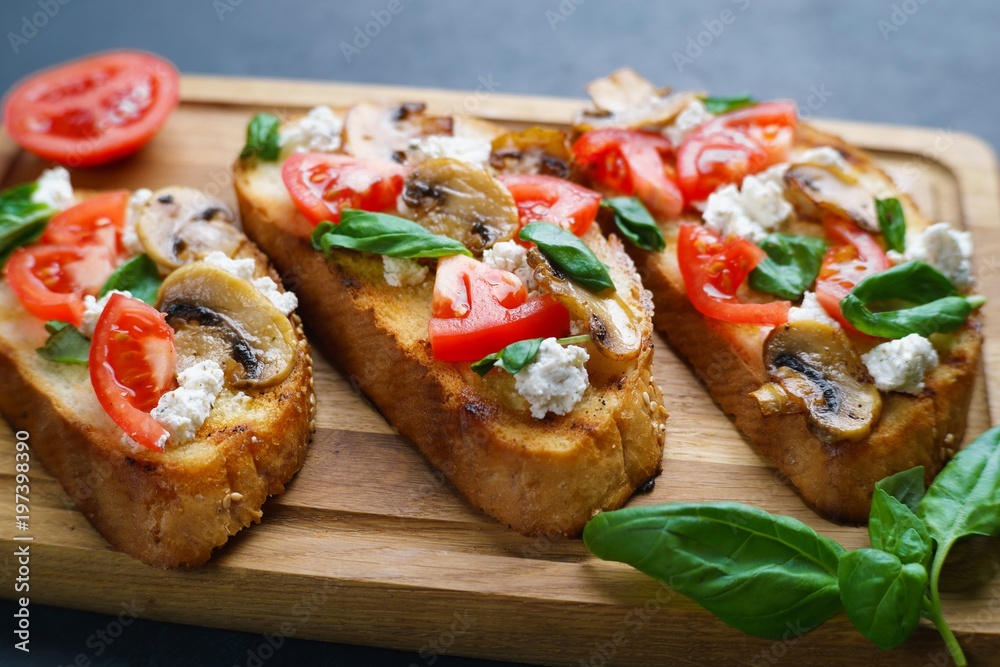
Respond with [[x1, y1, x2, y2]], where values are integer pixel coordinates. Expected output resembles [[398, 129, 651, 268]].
[[281, 152, 406, 231], [498, 174, 601, 237], [5, 244, 114, 326], [41, 190, 128, 253], [815, 217, 890, 330], [572, 129, 683, 220], [2, 51, 180, 168], [429, 255, 570, 361], [89, 293, 177, 452], [676, 101, 797, 203], [677, 223, 790, 325]]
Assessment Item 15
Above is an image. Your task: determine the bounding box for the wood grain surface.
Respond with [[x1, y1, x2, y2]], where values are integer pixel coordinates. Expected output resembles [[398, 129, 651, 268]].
[[1, 76, 998, 666]]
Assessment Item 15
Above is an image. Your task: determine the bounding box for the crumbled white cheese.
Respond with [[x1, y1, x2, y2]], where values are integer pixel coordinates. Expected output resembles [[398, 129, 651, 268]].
[[664, 99, 714, 147], [280, 105, 342, 154], [382, 255, 428, 287], [514, 338, 590, 419], [702, 173, 792, 243], [787, 291, 840, 328], [121, 188, 153, 256], [31, 167, 74, 210], [202, 251, 297, 315], [151, 360, 225, 445], [862, 334, 939, 395], [231, 391, 252, 408], [795, 146, 850, 171], [408, 135, 493, 165], [753, 162, 790, 190], [893, 222, 974, 290], [481, 240, 539, 295], [79, 290, 132, 338]]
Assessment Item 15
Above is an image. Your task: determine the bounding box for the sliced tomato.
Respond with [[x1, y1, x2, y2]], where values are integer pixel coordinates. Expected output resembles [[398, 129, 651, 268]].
[[2, 51, 180, 168], [498, 174, 600, 237], [5, 244, 114, 325], [815, 217, 890, 330], [677, 223, 790, 325], [676, 101, 797, 203], [429, 255, 570, 361], [282, 152, 406, 232], [572, 129, 683, 220], [41, 190, 128, 253], [89, 293, 177, 452]]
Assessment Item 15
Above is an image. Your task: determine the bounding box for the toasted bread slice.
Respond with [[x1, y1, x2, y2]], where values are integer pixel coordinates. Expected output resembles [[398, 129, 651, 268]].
[[0, 188, 315, 567], [234, 157, 666, 537]]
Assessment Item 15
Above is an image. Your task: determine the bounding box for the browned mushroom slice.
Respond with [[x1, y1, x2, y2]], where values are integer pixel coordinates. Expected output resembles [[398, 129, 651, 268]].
[[784, 160, 888, 232], [574, 67, 702, 131], [757, 321, 882, 443], [400, 158, 519, 254], [157, 263, 297, 389], [136, 187, 241, 271], [342, 101, 453, 163], [489, 126, 573, 178]]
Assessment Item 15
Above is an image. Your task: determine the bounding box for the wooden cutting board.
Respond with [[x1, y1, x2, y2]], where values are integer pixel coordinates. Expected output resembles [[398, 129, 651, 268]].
[[1, 76, 999, 666]]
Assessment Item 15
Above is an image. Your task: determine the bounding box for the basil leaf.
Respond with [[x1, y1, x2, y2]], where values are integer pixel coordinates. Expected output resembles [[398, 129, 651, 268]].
[[37, 322, 90, 364], [876, 197, 906, 253], [100, 254, 161, 305], [601, 197, 665, 252], [311, 210, 472, 259], [519, 222, 614, 293], [240, 113, 282, 162], [838, 549, 927, 650], [748, 233, 827, 300], [0, 183, 54, 267], [869, 488, 932, 568], [702, 95, 756, 115], [472, 335, 590, 377], [841, 260, 980, 338], [875, 466, 925, 513], [583, 502, 845, 639]]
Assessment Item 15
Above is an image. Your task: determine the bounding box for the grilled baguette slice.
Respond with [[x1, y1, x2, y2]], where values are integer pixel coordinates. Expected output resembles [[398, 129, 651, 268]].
[[234, 160, 666, 536], [0, 190, 315, 568]]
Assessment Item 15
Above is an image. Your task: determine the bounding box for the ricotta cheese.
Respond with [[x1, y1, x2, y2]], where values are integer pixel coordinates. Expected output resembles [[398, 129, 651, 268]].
[[122, 188, 153, 256], [514, 338, 590, 419], [664, 99, 714, 147], [79, 290, 132, 338], [703, 173, 792, 243], [408, 135, 492, 165], [861, 334, 939, 395], [31, 167, 74, 211], [893, 222, 974, 290], [382, 255, 428, 287], [481, 241, 539, 295], [151, 360, 225, 446], [202, 251, 298, 315], [280, 105, 342, 154], [787, 291, 839, 328]]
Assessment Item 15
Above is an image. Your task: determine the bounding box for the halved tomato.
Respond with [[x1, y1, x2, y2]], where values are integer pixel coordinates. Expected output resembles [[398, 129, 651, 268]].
[[282, 152, 406, 232], [498, 174, 600, 237], [815, 216, 890, 330], [89, 293, 177, 452], [5, 244, 115, 325], [41, 190, 128, 253], [2, 51, 180, 167]]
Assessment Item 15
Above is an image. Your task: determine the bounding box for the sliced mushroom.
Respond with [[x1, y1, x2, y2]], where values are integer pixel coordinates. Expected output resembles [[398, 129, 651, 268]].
[[489, 126, 573, 178], [157, 263, 297, 389], [574, 68, 702, 131], [136, 187, 241, 271], [784, 161, 887, 232], [342, 101, 453, 163], [757, 321, 882, 443], [400, 158, 519, 254]]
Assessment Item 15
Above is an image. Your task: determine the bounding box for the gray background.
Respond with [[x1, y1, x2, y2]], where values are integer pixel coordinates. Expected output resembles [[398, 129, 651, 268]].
[[1, 1, 998, 665]]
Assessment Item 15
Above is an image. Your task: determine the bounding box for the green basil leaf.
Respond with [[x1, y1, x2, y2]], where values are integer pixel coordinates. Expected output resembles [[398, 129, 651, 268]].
[[240, 113, 282, 162], [748, 233, 827, 300], [37, 323, 90, 364], [601, 197, 665, 252], [583, 502, 845, 640], [519, 222, 614, 293], [875, 466, 925, 513], [702, 95, 756, 115], [311, 210, 472, 259], [0, 183, 54, 267], [838, 549, 927, 650], [100, 254, 162, 305], [841, 260, 980, 338], [876, 197, 906, 253], [472, 335, 590, 377], [869, 488, 932, 567]]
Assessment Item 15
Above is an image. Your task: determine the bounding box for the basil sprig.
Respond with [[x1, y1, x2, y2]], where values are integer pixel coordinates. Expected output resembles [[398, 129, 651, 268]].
[[840, 260, 983, 338], [239, 113, 282, 162], [36, 321, 90, 364], [471, 335, 590, 377], [312, 210, 472, 259], [584, 426, 1000, 665], [702, 95, 756, 115], [100, 254, 162, 305], [519, 222, 614, 292], [0, 183, 55, 267], [748, 233, 826, 300], [876, 197, 906, 253], [600, 197, 665, 252]]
